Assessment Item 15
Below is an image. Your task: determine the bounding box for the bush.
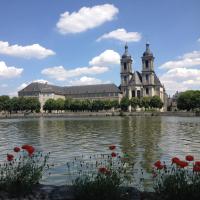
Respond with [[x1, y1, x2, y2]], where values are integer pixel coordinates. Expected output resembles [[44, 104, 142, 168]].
[[152, 155, 200, 200], [66, 145, 134, 200], [0, 145, 50, 196]]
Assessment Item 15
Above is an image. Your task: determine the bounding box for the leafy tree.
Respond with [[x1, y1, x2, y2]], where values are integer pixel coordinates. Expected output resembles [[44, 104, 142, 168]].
[[120, 97, 130, 111], [139, 97, 151, 110], [177, 90, 200, 111], [64, 98, 72, 111], [43, 99, 56, 113], [0, 95, 10, 112], [149, 96, 163, 109], [130, 97, 139, 110], [55, 98, 65, 112], [110, 100, 119, 110]]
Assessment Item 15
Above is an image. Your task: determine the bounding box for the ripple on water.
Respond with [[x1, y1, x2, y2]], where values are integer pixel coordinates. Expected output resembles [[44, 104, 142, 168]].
[[0, 116, 200, 187]]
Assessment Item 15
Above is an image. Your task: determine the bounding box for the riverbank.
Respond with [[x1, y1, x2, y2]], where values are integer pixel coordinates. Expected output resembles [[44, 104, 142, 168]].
[[0, 184, 142, 200], [0, 111, 199, 119]]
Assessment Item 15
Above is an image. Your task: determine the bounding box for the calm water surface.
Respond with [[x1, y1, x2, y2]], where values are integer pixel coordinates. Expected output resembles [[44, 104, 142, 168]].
[[0, 116, 200, 187]]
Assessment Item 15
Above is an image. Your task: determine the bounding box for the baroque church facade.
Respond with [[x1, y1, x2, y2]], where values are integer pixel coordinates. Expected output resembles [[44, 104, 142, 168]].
[[18, 43, 167, 111], [120, 43, 167, 110]]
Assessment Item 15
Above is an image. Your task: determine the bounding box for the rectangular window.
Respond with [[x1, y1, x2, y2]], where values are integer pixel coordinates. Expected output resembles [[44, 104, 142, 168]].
[[132, 90, 135, 97], [146, 74, 149, 82], [145, 60, 149, 68], [124, 63, 127, 71], [146, 88, 149, 95], [137, 90, 141, 98]]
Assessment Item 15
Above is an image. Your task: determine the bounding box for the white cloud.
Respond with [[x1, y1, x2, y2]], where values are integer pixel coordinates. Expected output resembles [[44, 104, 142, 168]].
[[0, 61, 23, 78], [41, 66, 109, 81], [68, 76, 107, 86], [17, 79, 51, 91], [89, 50, 120, 66], [1, 84, 8, 88], [97, 28, 141, 42], [0, 41, 55, 59], [56, 4, 118, 34], [160, 68, 200, 95], [160, 50, 200, 69]]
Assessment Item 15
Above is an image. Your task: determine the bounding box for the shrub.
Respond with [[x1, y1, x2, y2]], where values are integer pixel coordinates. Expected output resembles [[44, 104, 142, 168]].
[[0, 145, 50, 196], [152, 155, 200, 200], [66, 145, 134, 200]]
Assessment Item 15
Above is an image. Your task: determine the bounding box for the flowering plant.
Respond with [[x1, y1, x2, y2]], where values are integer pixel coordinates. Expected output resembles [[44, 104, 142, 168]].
[[0, 145, 50, 196], [70, 145, 134, 200], [152, 155, 200, 200]]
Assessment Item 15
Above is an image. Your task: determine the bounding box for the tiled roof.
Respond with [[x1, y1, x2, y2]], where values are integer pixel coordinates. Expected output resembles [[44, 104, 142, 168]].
[[18, 82, 120, 95]]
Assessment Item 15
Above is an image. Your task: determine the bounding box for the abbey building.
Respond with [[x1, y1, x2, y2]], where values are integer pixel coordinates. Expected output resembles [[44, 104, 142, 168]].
[[18, 43, 167, 111], [120, 43, 167, 109]]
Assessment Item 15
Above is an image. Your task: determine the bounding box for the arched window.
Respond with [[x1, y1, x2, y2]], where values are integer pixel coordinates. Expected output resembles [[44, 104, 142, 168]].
[[145, 60, 149, 68], [124, 63, 127, 71]]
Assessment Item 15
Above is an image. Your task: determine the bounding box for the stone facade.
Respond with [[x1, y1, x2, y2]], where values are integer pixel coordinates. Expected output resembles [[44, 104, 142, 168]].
[[18, 44, 167, 112], [120, 43, 167, 111]]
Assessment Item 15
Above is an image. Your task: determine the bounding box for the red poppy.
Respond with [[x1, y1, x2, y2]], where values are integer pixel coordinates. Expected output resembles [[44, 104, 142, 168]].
[[177, 160, 188, 168], [154, 160, 161, 168], [195, 161, 200, 166], [109, 145, 116, 150], [157, 164, 164, 170], [13, 147, 20, 153], [111, 152, 117, 157], [185, 155, 194, 162], [193, 165, 200, 172], [99, 167, 107, 174], [172, 157, 180, 164], [22, 144, 35, 155], [7, 154, 14, 161]]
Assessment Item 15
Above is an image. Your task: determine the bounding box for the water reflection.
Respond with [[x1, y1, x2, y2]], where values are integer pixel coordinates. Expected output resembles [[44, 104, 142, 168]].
[[0, 116, 200, 186]]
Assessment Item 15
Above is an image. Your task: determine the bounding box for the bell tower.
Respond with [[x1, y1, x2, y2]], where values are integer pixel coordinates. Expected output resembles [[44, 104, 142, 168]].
[[141, 43, 155, 96], [120, 44, 133, 97]]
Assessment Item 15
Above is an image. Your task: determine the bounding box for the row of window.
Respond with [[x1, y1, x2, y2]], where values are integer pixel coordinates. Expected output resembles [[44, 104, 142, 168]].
[[66, 92, 119, 98]]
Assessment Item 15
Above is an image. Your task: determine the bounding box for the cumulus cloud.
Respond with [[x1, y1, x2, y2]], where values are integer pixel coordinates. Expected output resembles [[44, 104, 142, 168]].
[[89, 50, 120, 66], [56, 4, 118, 34], [41, 66, 109, 81], [17, 79, 51, 91], [160, 50, 200, 69], [68, 76, 107, 86], [160, 67, 200, 95], [0, 41, 55, 59], [0, 61, 23, 78], [97, 28, 141, 42]]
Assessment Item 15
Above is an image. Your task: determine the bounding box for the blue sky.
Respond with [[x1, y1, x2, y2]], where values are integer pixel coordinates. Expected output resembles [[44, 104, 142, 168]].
[[0, 0, 199, 96]]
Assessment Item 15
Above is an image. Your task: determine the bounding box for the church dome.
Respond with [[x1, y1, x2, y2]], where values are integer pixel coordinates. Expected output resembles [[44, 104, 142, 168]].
[[143, 43, 153, 57], [122, 43, 131, 58]]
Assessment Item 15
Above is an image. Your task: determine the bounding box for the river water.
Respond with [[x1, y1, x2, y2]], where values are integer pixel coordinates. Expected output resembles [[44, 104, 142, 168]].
[[0, 116, 200, 187]]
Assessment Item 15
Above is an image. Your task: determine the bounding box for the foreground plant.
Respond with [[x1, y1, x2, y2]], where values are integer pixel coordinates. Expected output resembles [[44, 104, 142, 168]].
[[152, 155, 200, 200], [0, 144, 50, 196], [67, 145, 134, 200]]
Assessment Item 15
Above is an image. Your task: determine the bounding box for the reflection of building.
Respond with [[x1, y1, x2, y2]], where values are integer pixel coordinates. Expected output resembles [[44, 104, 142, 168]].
[[18, 83, 121, 111], [120, 43, 167, 111], [18, 44, 167, 111]]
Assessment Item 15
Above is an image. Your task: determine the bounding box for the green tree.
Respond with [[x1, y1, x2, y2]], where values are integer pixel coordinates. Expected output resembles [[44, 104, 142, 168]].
[[0, 95, 10, 112], [120, 97, 130, 111], [43, 99, 56, 113], [64, 98, 72, 111], [55, 98, 65, 112], [24, 97, 41, 112], [130, 97, 139, 110], [139, 97, 151, 111], [149, 96, 163, 109], [177, 90, 200, 111]]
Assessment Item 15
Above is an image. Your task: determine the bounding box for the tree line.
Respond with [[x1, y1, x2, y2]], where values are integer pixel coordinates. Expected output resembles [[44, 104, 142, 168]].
[[43, 98, 119, 112], [0, 96, 40, 113], [177, 90, 200, 111], [120, 96, 163, 111], [0, 95, 163, 114]]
